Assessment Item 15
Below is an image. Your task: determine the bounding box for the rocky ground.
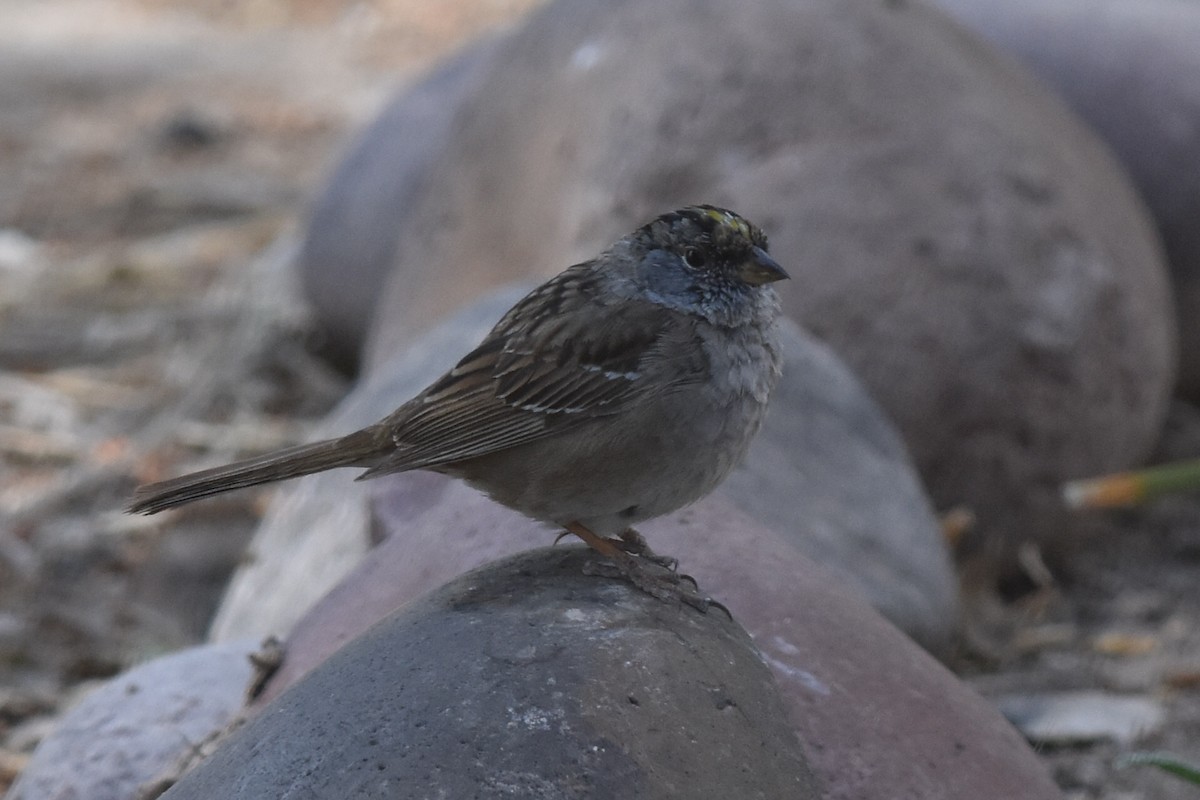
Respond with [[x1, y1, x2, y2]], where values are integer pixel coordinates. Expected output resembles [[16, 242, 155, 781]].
[[0, 2, 1196, 798]]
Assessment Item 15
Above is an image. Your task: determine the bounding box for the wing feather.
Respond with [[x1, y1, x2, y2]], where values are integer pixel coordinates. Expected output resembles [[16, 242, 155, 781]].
[[361, 265, 709, 477]]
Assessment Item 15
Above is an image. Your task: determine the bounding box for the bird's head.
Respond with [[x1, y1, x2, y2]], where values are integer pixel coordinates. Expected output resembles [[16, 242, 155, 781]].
[[614, 205, 788, 325]]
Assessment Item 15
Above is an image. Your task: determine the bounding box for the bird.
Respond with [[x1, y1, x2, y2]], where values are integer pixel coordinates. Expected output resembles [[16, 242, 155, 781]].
[[129, 205, 788, 609]]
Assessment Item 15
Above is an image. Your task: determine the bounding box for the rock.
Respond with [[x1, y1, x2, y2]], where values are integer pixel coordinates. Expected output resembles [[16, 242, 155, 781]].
[[294, 0, 1173, 560], [6, 639, 257, 800], [995, 691, 1167, 745], [708, 540, 1064, 800], [930, 0, 1200, 398], [295, 37, 503, 371], [167, 549, 820, 800], [255, 547, 1059, 800], [210, 285, 957, 649]]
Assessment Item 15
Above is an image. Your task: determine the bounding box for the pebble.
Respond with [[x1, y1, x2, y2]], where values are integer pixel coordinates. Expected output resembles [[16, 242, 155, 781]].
[[995, 691, 1167, 745]]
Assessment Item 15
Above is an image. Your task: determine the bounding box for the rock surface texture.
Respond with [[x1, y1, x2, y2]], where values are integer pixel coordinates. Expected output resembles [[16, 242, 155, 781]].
[[7, 640, 257, 800], [932, 0, 1200, 399]]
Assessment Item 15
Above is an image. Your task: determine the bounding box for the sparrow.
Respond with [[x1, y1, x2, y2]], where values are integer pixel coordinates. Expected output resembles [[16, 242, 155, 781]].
[[130, 205, 788, 609]]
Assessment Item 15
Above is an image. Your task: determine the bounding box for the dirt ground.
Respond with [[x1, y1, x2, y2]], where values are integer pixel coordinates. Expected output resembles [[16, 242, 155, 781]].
[[0, 2, 1197, 798]]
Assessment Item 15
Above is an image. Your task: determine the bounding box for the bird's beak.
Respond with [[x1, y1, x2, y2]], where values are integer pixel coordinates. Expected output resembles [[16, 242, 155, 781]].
[[738, 246, 790, 285]]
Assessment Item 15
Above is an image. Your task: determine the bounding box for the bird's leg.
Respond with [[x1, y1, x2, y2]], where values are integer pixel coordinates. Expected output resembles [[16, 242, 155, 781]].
[[563, 521, 711, 612], [553, 526, 677, 570]]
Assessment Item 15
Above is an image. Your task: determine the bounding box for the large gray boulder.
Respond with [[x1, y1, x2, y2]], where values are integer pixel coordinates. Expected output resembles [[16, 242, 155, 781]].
[[931, 0, 1200, 398], [298, 0, 1175, 560]]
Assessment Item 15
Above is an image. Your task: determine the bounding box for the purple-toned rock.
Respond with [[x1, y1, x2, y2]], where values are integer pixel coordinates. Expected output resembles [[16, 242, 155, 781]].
[[166, 549, 820, 800], [931, 0, 1200, 398], [6, 639, 256, 800]]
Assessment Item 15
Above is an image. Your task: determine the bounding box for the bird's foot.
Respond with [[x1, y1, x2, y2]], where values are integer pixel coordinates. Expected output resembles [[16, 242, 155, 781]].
[[563, 521, 725, 614], [581, 554, 718, 613]]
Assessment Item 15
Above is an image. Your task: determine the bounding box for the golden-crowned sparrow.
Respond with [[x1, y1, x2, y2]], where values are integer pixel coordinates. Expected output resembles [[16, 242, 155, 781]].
[[129, 205, 787, 608]]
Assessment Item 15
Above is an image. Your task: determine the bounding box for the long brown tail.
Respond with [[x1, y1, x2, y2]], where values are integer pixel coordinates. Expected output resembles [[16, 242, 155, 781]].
[[128, 428, 387, 515]]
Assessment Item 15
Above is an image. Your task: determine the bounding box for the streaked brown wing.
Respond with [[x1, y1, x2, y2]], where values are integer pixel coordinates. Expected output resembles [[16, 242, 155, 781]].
[[360, 264, 708, 476]]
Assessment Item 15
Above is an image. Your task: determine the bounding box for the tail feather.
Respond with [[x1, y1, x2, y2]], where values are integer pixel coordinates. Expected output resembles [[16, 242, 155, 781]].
[[128, 428, 386, 515]]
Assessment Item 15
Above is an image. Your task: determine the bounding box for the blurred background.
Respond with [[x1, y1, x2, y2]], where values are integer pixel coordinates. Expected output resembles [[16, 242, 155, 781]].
[[0, 0, 537, 785]]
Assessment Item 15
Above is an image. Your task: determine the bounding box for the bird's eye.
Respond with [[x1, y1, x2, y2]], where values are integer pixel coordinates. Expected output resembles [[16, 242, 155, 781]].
[[683, 247, 707, 268]]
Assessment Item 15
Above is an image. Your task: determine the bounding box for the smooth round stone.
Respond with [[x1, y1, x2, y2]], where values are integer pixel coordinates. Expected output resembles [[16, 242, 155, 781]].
[[755, 545, 1064, 800], [166, 549, 820, 800], [306, 0, 1171, 560], [931, 0, 1200, 398], [254, 546, 1060, 800], [7, 639, 257, 800], [210, 286, 957, 650]]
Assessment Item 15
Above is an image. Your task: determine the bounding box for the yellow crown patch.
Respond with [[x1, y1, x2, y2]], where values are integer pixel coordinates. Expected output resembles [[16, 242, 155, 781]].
[[700, 206, 753, 240]]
